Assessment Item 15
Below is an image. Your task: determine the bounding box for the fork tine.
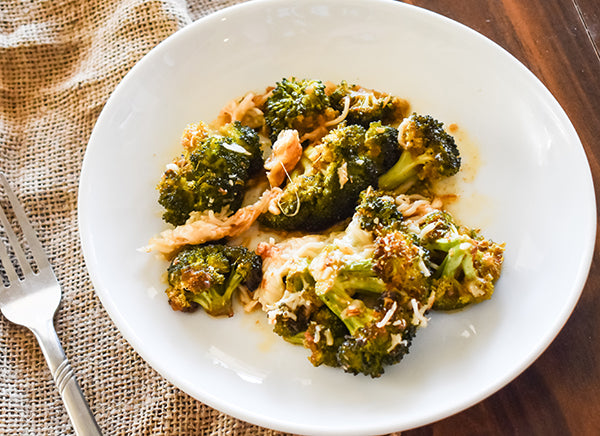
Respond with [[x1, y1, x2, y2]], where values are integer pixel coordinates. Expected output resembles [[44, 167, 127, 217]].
[[0, 209, 21, 285], [0, 173, 49, 276]]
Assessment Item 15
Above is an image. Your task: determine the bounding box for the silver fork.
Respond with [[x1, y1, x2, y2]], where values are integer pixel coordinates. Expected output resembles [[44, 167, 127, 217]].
[[0, 173, 102, 436]]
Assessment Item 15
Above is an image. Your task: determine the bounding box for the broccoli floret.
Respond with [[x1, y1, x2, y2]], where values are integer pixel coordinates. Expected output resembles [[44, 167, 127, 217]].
[[218, 121, 264, 176], [157, 121, 264, 226], [264, 77, 331, 140], [310, 242, 420, 377], [315, 258, 388, 332], [316, 269, 384, 336], [330, 81, 408, 127], [336, 292, 417, 378], [259, 123, 390, 231], [364, 122, 401, 175], [378, 114, 461, 191], [355, 189, 432, 300], [304, 305, 349, 368], [316, 275, 416, 377], [354, 187, 404, 234], [272, 305, 311, 345], [271, 268, 318, 345], [268, 269, 350, 366], [417, 211, 505, 310], [373, 230, 431, 303], [165, 244, 262, 317]]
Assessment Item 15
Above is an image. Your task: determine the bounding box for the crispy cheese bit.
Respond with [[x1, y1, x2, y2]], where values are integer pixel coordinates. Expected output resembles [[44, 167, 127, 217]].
[[410, 292, 436, 327], [338, 161, 348, 188], [181, 122, 209, 151], [410, 298, 428, 327], [324, 328, 334, 346], [264, 129, 302, 187], [395, 194, 442, 220], [254, 235, 329, 307], [376, 301, 397, 328], [388, 333, 407, 352], [324, 96, 350, 127], [214, 92, 264, 128], [313, 324, 322, 343], [238, 286, 260, 312], [146, 188, 282, 257]]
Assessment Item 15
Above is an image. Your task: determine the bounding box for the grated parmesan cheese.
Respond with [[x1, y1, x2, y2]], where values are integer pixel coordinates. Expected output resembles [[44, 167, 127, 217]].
[[376, 301, 397, 328], [222, 141, 251, 155]]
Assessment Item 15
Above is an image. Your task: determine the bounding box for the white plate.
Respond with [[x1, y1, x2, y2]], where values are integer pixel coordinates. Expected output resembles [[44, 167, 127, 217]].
[[79, 0, 596, 434]]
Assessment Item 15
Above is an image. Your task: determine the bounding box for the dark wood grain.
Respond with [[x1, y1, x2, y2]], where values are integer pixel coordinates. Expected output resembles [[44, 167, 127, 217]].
[[574, 0, 600, 54], [397, 1, 600, 435]]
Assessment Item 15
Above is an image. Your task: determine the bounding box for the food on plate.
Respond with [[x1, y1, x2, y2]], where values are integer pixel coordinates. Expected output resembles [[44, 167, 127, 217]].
[[378, 113, 461, 191], [165, 243, 262, 317], [146, 77, 505, 377], [258, 121, 400, 231], [157, 121, 263, 226]]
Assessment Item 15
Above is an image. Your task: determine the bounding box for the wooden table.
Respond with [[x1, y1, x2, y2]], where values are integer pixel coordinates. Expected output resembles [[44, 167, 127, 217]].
[[398, 1, 599, 434]]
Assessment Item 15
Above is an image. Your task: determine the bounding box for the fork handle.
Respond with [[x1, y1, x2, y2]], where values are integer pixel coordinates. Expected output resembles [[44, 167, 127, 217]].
[[32, 320, 103, 436]]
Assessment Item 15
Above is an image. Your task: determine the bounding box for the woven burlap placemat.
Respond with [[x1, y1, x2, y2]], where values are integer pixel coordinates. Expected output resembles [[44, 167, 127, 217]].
[[0, 1, 318, 434]]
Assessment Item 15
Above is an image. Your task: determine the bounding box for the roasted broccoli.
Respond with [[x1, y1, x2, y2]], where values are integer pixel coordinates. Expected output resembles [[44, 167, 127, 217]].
[[258, 122, 399, 231], [364, 122, 401, 174], [262, 207, 431, 377], [309, 213, 430, 376], [417, 211, 505, 310], [270, 266, 319, 345], [335, 292, 417, 378], [314, 259, 388, 336], [353, 188, 432, 301], [152, 78, 507, 379], [312, 254, 419, 377], [165, 243, 262, 317], [378, 113, 461, 191], [304, 305, 349, 368], [158, 121, 263, 226], [354, 187, 404, 234], [330, 81, 408, 127], [373, 231, 431, 303], [264, 77, 332, 140], [268, 255, 420, 377], [270, 269, 349, 366]]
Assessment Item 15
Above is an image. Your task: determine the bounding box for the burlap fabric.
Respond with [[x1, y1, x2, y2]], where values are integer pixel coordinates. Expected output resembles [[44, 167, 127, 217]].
[[0, 1, 303, 434]]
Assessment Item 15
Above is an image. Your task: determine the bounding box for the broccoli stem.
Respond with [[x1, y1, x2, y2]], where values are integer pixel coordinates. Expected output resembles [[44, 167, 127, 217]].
[[378, 150, 429, 190], [435, 240, 478, 282], [318, 280, 381, 336], [191, 270, 244, 317], [283, 332, 306, 345]]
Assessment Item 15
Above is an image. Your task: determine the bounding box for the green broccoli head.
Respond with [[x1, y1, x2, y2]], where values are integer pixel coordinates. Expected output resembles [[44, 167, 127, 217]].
[[378, 113, 461, 191], [165, 243, 262, 317], [304, 305, 349, 368], [258, 124, 384, 231], [330, 290, 417, 378], [364, 122, 401, 175], [373, 230, 431, 303], [330, 81, 408, 127], [313, 253, 388, 333], [417, 211, 505, 310], [272, 305, 311, 345], [218, 121, 264, 176], [354, 188, 404, 234], [311, 258, 400, 378], [264, 77, 331, 140], [158, 121, 264, 226], [270, 269, 319, 345], [304, 209, 431, 377]]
